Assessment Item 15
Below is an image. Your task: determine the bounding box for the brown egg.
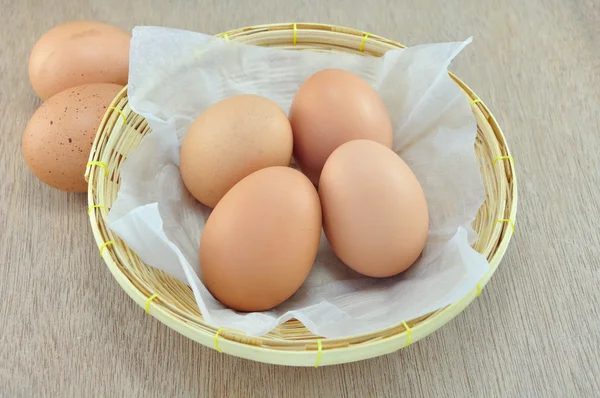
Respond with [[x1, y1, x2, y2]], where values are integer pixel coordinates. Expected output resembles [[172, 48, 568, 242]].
[[22, 83, 123, 192], [28, 21, 130, 100], [200, 167, 322, 312], [290, 69, 393, 186], [319, 140, 429, 278], [180, 94, 293, 208]]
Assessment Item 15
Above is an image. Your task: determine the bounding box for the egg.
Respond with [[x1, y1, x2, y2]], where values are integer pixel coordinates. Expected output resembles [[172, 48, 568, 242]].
[[200, 166, 322, 312], [289, 69, 393, 185], [319, 140, 429, 278], [22, 83, 124, 192], [180, 94, 293, 208], [28, 21, 130, 101]]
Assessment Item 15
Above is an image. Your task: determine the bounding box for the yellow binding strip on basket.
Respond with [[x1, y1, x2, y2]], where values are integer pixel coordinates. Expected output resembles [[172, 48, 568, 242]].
[[222, 32, 229, 40], [470, 97, 482, 105], [293, 23, 298, 44], [359, 32, 371, 52], [495, 219, 515, 234], [86, 161, 108, 176], [214, 328, 225, 353], [315, 339, 323, 368], [476, 282, 483, 297], [402, 322, 412, 346], [87, 204, 107, 215], [108, 106, 127, 124], [145, 293, 159, 314], [493, 155, 514, 166], [99, 240, 115, 256]]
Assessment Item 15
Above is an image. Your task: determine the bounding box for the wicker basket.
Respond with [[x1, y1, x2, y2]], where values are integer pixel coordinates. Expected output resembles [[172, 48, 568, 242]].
[[85, 23, 517, 367]]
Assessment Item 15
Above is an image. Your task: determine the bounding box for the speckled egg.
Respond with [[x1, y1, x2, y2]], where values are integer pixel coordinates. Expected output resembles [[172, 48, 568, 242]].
[[22, 83, 123, 192]]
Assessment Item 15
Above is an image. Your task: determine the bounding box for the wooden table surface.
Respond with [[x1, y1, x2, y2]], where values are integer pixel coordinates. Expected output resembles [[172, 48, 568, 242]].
[[1, 0, 599, 396]]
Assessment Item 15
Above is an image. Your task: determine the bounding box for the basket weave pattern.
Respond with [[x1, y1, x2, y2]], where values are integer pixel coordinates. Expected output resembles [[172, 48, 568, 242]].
[[84, 23, 517, 366]]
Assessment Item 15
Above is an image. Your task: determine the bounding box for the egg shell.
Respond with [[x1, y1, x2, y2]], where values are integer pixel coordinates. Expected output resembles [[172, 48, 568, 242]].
[[180, 94, 293, 208], [28, 21, 130, 100], [290, 69, 393, 186], [199, 166, 322, 312], [22, 83, 124, 192], [319, 140, 429, 278]]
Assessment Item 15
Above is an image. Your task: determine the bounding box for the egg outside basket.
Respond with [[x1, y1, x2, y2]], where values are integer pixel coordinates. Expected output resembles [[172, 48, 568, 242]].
[[85, 23, 518, 367]]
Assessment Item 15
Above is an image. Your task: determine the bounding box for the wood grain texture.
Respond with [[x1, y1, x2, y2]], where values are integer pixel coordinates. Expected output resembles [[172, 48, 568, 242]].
[[1, 0, 599, 396]]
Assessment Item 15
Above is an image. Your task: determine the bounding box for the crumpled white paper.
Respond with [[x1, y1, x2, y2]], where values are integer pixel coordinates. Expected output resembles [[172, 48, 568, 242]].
[[107, 26, 488, 338]]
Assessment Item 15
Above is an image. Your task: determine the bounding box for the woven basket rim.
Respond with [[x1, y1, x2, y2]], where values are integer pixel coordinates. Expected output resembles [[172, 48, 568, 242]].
[[85, 22, 518, 366]]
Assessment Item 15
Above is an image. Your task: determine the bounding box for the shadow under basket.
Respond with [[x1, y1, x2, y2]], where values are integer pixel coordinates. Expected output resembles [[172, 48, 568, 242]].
[[85, 23, 518, 367]]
